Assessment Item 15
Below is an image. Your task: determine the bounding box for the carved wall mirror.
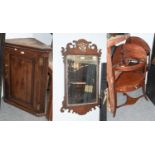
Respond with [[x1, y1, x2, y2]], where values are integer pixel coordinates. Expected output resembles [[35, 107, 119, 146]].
[[61, 39, 101, 115]]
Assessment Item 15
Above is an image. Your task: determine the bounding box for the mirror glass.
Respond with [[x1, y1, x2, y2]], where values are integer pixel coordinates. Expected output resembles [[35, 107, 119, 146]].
[[66, 55, 98, 105]]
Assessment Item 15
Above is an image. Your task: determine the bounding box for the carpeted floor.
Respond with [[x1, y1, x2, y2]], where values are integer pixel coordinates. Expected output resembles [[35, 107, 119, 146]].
[[0, 100, 47, 121], [107, 88, 155, 121]]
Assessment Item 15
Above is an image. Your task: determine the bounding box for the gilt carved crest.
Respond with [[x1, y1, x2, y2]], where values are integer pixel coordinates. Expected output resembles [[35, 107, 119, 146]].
[[61, 39, 101, 56]]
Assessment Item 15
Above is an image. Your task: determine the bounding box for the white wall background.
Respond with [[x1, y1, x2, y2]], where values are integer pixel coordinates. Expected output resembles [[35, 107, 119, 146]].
[[131, 33, 154, 51], [6, 33, 52, 46], [6, 33, 33, 39], [53, 33, 106, 121], [33, 33, 52, 45]]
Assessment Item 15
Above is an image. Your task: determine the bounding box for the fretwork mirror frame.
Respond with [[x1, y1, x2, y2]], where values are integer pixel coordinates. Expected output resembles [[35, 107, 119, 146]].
[[61, 39, 101, 115]]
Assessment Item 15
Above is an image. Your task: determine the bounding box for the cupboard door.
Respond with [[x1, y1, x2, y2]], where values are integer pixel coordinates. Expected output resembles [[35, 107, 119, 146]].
[[10, 55, 34, 105], [4, 47, 36, 110]]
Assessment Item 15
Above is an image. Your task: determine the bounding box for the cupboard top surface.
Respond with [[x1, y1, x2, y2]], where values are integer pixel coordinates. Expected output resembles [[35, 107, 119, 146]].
[[5, 38, 52, 51]]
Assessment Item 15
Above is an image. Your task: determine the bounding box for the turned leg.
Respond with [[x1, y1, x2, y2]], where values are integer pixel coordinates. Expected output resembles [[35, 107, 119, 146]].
[[113, 109, 116, 117], [113, 92, 117, 117]]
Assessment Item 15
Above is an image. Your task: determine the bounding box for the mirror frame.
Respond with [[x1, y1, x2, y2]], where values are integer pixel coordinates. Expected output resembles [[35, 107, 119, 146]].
[[61, 39, 101, 115]]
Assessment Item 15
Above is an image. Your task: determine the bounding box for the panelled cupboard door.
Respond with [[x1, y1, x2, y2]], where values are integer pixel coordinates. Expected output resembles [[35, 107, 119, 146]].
[[4, 46, 37, 112]]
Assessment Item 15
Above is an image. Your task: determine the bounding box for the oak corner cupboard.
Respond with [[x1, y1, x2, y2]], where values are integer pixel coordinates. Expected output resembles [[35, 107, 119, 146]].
[[3, 38, 51, 116]]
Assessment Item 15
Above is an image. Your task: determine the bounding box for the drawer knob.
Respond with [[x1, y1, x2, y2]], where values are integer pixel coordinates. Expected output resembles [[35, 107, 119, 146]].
[[20, 51, 25, 54], [14, 48, 18, 51]]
